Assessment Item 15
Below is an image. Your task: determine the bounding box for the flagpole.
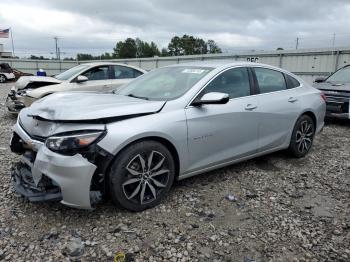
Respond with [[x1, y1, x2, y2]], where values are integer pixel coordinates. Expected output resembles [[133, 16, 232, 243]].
[[10, 28, 15, 57]]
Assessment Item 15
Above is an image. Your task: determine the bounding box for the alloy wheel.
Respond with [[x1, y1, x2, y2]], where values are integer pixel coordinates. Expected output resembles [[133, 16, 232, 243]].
[[295, 120, 314, 154], [122, 150, 170, 205], [0, 75, 6, 83]]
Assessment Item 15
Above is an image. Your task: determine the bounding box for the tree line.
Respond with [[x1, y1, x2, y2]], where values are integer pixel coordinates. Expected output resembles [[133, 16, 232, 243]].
[[77, 35, 222, 61]]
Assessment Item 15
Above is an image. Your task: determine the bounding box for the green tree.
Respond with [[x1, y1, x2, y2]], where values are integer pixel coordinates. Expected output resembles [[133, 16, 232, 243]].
[[168, 36, 184, 56], [76, 53, 95, 60], [167, 35, 221, 56], [207, 40, 222, 54], [113, 38, 137, 58]]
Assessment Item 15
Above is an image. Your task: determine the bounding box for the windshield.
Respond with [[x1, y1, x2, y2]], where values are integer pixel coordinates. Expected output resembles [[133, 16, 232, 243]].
[[327, 66, 350, 83], [116, 66, 213, 100], [55, 64, 90, 81]]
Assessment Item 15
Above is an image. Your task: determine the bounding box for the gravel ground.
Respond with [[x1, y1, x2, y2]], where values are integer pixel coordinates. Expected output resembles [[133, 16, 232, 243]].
[[0, 82, 349, 262]]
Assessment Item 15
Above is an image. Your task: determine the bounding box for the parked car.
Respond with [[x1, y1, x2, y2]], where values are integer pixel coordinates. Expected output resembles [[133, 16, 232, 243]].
[[0, 63, 15, 83], [10, 62, 326, 211], [313, 65, 350, 119], [12, 68, 33, 80], [6, 62, 146, 113]]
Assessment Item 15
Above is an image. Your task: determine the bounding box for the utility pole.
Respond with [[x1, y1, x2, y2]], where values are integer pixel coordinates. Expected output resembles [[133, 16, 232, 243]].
[[332, 33, 336, 50], [54, 36, 59, 60], [295, 37, 299, 50]]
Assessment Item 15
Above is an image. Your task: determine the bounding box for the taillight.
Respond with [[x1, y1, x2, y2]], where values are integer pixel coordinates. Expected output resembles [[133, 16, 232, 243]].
[[320, 92, 327, 102]]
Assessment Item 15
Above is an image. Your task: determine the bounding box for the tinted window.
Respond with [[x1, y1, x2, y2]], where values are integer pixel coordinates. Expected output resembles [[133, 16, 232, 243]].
[[113, 65, 143, 79], [254, 68, 287, 93], [286, 74, 300, 89], [202, 67, 251, 99], [82, 66, 109, 80]]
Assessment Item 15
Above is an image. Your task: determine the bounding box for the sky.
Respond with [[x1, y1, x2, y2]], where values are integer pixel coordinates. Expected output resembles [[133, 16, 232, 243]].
[[1, 0, 350, 58]]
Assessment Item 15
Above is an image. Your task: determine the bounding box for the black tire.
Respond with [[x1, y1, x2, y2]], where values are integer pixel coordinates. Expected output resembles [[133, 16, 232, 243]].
[[109, 140, 175, 212], [288, 115, 315, 158], [0, 74, 7, 83]]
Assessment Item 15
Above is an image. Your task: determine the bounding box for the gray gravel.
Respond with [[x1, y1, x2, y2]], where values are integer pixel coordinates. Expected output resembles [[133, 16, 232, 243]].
[[0, 82, 349, 261]]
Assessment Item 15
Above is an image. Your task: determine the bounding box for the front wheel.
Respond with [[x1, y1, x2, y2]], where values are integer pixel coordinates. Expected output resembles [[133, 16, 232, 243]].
[[288, 115, 315, 158], [0, 74, 7, 83], [109, 140, 175, 211]]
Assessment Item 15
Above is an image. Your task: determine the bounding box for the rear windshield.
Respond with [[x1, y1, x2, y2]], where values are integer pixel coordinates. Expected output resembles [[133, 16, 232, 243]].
[[55, 64, 90, 81]]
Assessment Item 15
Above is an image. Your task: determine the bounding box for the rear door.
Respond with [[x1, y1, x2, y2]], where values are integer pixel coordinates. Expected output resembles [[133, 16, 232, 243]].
[[110, 65, 144, 92], [185, 67, 259, 173], [252, 67, 302, 152], [71, 65, 112, 92]]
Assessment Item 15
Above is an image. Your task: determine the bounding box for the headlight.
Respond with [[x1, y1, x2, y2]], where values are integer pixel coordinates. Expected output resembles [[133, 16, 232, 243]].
[[45, 131, 104, 153]]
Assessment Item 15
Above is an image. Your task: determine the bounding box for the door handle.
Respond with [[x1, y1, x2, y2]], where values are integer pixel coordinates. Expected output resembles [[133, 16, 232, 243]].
[[288, 97, 298, 103], [245, 104, 257, 111]]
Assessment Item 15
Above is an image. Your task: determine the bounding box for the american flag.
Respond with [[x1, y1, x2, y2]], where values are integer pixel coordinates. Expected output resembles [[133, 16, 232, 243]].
[[0, 28, 10, 38]]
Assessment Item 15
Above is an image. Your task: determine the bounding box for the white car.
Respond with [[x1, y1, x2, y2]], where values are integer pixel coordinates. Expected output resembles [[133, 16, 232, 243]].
[[6, 62, 146, 113], [0, 63, 15, 83]]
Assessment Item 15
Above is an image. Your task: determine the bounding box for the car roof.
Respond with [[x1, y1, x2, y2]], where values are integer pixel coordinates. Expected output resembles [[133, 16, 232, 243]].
[[166, 60, 296, 75]]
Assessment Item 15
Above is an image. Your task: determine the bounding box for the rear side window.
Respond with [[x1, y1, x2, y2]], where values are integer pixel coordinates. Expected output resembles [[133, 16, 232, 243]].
[[113, 65, 143, 79], [202, 67, 251, 99], [254, 67, 287, 94], [285, 74, 301, 89]]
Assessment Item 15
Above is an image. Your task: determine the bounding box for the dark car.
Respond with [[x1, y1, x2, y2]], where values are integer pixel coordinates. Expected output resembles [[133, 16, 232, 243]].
[[0, 63, 15, 83], [313, 65, 350, 119]]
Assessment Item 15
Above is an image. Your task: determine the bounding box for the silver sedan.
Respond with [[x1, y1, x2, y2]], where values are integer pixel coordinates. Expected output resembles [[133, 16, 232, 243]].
[[10, 61, 326, 211]]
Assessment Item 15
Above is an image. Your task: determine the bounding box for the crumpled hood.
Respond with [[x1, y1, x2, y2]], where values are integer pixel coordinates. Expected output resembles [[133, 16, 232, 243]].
[[25, 92, 166, 122], [15, 76, 62, 90], [313, 82, 350, 93]]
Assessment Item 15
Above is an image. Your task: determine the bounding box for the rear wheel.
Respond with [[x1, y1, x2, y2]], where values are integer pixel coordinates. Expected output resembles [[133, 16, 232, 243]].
[[0, 74, 6, 83], [109, 140, 175, 211], [288, 115, 315, 158]]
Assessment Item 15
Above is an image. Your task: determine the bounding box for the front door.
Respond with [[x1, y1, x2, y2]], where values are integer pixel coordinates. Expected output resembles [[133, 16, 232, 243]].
[[72, 65, 112, 92], [185, 67, 259, 173]]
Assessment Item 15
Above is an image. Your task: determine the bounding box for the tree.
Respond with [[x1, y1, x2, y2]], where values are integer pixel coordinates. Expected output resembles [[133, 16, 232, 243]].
[[276, 47, 284, 51], [167, 35, 222, 56], [29, 55, 50, 60], [161, 48, 169, 56], [113, 38, 160, 58], [207, 40, 222, 54], [76, 53, 94, 60], [113, 38, 137, 58], [168, 36, 183, 56]]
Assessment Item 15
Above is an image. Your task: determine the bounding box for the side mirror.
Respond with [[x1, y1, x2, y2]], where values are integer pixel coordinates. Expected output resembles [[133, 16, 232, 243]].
[[192, 92, 229, 106], [314, 77, 326, 83], [76, 75, 88, 83]]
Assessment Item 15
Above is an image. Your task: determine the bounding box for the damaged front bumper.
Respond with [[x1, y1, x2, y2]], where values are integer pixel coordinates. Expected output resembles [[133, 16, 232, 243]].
[[6, 89, 36, 113], [6, 90, 25, 113], [10, 122, 104, 209]]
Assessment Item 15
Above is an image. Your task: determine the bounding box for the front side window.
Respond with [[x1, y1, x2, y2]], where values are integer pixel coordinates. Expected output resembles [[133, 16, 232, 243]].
[[201, 67, 251, 99], [254, 67, 287, 94], [82, 66, 109, 81], [113, 65, 143, 79], [116, 66, 213, 100], [327, 66, 350, 83]]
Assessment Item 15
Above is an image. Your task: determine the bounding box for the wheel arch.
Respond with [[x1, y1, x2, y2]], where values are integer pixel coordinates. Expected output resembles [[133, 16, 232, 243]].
[[105, 135, 181, 180], [300, 110, 317, 129]]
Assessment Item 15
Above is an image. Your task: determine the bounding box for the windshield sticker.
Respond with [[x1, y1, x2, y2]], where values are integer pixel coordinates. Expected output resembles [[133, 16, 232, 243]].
[[182, 69, 208, 74]]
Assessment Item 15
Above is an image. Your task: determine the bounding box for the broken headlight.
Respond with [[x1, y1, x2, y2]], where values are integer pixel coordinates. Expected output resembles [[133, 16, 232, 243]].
[[45, 131, 104, 153]]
